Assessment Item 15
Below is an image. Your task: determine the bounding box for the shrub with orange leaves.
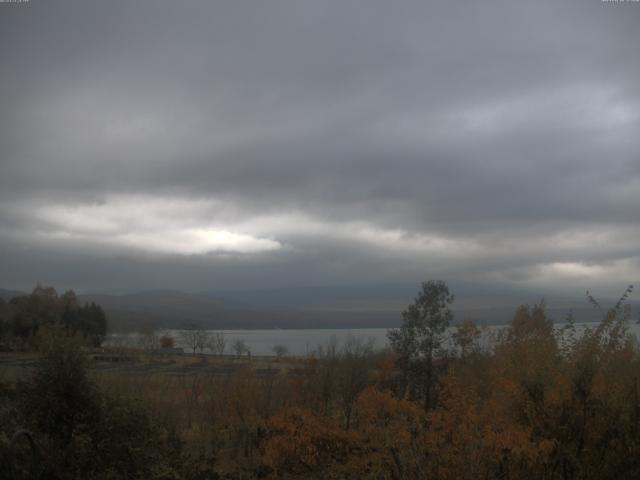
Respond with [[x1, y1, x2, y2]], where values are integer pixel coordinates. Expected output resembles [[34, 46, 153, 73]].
[[351, 387, 425, 478], [262, 407, 352, 478]]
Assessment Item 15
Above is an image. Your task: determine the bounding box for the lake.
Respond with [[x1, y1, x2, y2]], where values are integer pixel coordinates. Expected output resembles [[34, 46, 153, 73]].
[[107, 321, 640, 357]]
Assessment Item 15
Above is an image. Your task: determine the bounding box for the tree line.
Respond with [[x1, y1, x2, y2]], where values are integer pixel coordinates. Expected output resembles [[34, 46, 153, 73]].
[[0, 285, 107, 349]]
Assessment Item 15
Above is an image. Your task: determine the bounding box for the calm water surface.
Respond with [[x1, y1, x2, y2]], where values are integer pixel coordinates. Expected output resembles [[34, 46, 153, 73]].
[[107, 322, 640, 357]]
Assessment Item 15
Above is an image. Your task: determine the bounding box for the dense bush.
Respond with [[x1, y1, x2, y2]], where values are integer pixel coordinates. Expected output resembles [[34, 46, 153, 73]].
[[3, 326, 183, 479]]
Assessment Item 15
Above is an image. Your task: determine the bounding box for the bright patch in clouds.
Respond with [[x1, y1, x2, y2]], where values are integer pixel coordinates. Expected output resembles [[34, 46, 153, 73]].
[[31, 196, 281, 255], [488, 259, 640, 296], [113, 228, 281, 255], [544, 262, 608, 278], [13, 195, 481, 259]]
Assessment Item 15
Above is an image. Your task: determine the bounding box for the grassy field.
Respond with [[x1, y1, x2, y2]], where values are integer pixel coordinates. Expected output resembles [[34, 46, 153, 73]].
[[1, 349, 314, 476], [0, 349, 307, 385]]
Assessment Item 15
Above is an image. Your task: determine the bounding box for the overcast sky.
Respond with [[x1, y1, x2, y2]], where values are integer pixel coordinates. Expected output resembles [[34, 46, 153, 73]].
[[0, 0, 639, 301]]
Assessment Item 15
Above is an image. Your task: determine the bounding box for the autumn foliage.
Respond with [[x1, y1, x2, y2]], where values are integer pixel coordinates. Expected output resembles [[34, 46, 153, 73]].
[[259, 287, 640, 480], [3, 284, 640, 479]]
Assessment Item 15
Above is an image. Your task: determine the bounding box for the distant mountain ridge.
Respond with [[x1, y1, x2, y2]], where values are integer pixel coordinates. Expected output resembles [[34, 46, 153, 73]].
[[0, 288, 26, 302], [2, 286, 638, 332], [77, 290, 399, 331]]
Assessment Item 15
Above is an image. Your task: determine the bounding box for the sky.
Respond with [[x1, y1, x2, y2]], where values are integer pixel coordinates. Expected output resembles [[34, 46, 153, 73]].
[[0, 0, 639, 304]]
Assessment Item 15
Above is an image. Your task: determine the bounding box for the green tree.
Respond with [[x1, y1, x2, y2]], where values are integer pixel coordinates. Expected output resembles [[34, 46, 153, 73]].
[[9, 285, 62, 342], [61, 300, 108, 347], [16, 326, 101, 477], [13, 325, 182, 479], [387, 280, 454, 411], [80, 302, 107, 346]]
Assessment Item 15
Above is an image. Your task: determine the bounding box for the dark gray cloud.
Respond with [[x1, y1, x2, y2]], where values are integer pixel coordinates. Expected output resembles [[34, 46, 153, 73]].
[[1, 0, 639, 300]]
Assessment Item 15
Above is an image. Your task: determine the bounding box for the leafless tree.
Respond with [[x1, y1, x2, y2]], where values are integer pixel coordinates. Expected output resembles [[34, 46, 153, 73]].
[[208, 331, 227, 356], [232, 339, 249, 358], [452, 319, 481, 358], [337, 335, 374, 430], [316, 339, 339, 416], [272, 344, 288, 359], [138, 324, 159, 351], [180, 323, 210, 355]]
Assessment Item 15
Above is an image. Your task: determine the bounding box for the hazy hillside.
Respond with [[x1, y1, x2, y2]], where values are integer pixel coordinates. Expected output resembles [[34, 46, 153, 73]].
[[78, 290, 404, 331], [3, 286, 636, 332], [75, 290, 640, 332], [0, 288, 25, 302]]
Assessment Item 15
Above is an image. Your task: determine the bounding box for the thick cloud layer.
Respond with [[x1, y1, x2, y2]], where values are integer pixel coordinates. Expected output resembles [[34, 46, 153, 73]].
[[1, 0, 639, 299]]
